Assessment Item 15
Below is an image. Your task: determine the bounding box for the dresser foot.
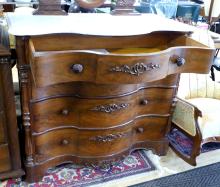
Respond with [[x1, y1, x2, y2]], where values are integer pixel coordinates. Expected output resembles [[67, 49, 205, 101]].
[[24, 165, 47, 183]]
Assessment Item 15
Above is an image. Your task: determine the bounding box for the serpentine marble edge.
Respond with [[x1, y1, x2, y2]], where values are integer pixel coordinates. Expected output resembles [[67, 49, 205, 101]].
[[6, 13, 195, 36]]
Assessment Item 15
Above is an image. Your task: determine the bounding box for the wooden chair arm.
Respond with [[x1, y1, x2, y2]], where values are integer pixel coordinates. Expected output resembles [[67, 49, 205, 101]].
[[171, 97, 203, 165], [172, 97, 202, 137]]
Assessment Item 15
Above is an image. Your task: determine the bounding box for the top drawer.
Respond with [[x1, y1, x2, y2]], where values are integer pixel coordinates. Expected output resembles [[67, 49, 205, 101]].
[[29, 32, 214, 87]]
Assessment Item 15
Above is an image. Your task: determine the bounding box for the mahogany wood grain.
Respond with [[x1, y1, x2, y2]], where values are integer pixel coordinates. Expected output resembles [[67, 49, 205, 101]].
[[168, 48, 215, 74], [34, 126, 132, 161], [31, 88, 174, 132], [31, 74, 179, 100], [30, 32, 176, 51], [0, 25, 24, 179], [0, 63, 24, 179], [14, 31, 214, 182], [33, 116, 168, 162], [29, 38, 214, 87], [25, 138, 168, 182], [0, 145, 11, 173], [0, 112, 5, 143], [133, 117, 169, 142]]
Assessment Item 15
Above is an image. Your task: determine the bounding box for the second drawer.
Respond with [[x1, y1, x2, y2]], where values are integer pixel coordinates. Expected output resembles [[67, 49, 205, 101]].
[[31, 88, 174, 132]]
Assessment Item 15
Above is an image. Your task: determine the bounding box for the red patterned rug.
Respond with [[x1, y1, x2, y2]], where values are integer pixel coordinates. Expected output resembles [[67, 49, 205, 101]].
[[5, 150, 155, 187]]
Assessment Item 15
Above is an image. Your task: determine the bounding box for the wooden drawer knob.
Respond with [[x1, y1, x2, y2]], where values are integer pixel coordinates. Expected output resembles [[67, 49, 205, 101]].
[[61, 109, 69, 115], [61, 139, 69, 145], [71, 64, 83, 73], [176, 57, 185, 67], [140, 99, 148, 105], [136, 127, 144, 133]]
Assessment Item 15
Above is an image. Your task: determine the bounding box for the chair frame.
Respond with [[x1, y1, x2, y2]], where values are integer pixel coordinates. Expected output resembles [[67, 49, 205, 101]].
[[170, 97, 203, 166]]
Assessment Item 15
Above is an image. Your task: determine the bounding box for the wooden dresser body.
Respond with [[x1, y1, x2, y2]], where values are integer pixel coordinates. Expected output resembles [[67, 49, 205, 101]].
[[0, 27, 24, 180], [14, 30, 215, 182]]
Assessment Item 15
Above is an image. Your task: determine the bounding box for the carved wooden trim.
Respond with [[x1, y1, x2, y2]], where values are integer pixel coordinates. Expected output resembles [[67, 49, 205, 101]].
[[18, 64, 30, 84], [91, 103, 129, 113], [23, 112, 31, 127], [90, 132, 129, 142], [110, 63, 160, 76], [23, 112, 34, 166]]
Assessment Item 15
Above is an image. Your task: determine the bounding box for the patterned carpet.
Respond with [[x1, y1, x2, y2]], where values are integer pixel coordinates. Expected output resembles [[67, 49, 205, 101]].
[[168, 128, 220, 156], [4, 128, 220, 187], [131, 129, 220, 187], [5, 150, 155, 187]]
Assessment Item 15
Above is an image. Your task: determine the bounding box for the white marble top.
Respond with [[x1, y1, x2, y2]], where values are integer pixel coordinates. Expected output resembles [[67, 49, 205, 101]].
[[6, 13, 195, 36], [0, 0, 69, 5]]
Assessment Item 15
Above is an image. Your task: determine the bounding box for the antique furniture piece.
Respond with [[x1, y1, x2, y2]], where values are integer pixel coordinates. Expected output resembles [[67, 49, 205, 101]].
[[111, 0, 138, 15], [6, 13, 214, 182], [33, 0, 67, 15], [0, 25, 24, 180], [171, 73, 220, 165]]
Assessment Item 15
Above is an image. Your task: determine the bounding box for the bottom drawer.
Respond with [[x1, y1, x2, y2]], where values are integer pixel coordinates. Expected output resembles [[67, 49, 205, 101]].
[[34, 125, 132, 163], [0, 144, 11, 173], [34, 117, 169, 163], [133, 117, 169, 142]]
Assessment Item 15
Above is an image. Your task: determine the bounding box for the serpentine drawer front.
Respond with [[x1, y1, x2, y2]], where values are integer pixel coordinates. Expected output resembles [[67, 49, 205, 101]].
[[33, 116, 168, 164], [30, 87, 174, 132], [13, 30, 214, 182], [29, 47, 213, 87], [33, 125, 133, 163], [29, 33, 214, 87], [30, 74, 179, 100]]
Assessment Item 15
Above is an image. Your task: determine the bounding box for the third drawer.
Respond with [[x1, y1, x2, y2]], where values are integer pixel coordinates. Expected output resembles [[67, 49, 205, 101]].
[[33, 116, 169, 163]]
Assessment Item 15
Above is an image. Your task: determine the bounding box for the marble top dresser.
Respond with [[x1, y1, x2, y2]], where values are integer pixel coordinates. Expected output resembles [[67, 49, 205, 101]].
[[6, 13, 215, 182]]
